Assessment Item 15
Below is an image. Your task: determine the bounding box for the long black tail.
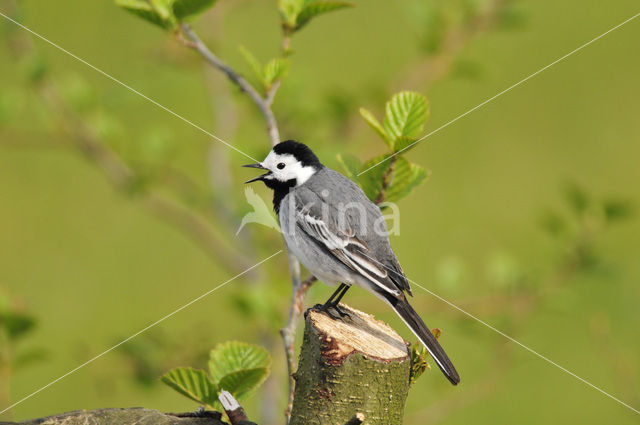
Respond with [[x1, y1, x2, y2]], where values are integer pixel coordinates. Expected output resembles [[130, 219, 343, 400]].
[[387, 295, 460, 385]]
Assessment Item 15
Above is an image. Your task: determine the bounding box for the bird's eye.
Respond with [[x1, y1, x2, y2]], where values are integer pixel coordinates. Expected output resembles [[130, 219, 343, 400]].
[[277, 162, 286, 170]]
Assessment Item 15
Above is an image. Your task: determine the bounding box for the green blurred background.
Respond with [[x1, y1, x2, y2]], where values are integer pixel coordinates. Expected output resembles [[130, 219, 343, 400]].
[[1, 0, 639, 423]]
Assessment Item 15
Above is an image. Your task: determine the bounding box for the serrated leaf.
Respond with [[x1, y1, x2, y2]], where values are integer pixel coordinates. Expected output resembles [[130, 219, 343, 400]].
[[172, 0, 218, 19], [218, 368, 270, 400], [384, 157, 429, 202], [238, 46, 265, 86], [263, 58, 289, 87], [336, 153, 361, 182], [359, 107, 390, 147], [115, 0, 177, 30], [383, 91, 429, 151], [295, 1, 353, 30], [161, 367, 219, 408], [393, 135, 420, 153], [209, 341, 271, 401], [359, 154, 392, 202]]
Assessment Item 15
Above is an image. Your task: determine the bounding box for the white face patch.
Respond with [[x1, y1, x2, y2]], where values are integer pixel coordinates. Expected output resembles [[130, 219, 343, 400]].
[[261, 151, 317, 186]]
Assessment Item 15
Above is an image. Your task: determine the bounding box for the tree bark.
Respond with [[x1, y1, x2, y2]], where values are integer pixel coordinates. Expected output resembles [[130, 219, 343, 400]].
[[289, 304, 411, 425], [1, 408, 226, 425]]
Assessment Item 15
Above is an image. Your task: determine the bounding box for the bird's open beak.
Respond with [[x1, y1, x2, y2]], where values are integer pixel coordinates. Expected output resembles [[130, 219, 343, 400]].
[[243, 163, 271, 183]]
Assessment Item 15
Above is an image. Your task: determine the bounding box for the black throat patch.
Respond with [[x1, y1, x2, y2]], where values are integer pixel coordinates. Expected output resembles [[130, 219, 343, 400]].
[[263, 178, 297, 214]]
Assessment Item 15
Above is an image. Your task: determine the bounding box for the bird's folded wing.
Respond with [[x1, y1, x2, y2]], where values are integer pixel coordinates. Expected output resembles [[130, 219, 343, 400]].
[[295, 204, 401, 297]]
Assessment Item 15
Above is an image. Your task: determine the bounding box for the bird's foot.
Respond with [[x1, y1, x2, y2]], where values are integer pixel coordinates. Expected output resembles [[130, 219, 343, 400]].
[[313, 302, 351, 321], [332, 303, 351, 319]]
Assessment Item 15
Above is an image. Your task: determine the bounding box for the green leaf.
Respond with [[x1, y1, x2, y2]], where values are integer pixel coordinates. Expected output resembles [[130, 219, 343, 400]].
[[384, 157, 429, 202], [410, 343, 429, 386], [115, 0, 177, 30], [152, 0, 174, 18], [209, 341, 271, 401], [239, 46, 265, 86], [410, 329, 441, 386], [161, 367, 219, 408], [0, 312, 36, 341], [383, 91, 429, 152], [602, 199, 634, 223], [239, 47, 289, 92], [263, 58, 289, 87], [359, 107, 390, 147], [172, 0, 218, 19], [279, 0, 305, 28], [393, 135, 420, 153], [295, 1, 353, 30], [218, 368, 270, 401], [564, 182, 589, 216], [336, 153, 361, 182], [359, 154, 391, 202]]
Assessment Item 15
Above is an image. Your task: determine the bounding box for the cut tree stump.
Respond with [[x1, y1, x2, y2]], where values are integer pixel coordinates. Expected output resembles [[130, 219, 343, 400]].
[[289, 303, 411, 425]]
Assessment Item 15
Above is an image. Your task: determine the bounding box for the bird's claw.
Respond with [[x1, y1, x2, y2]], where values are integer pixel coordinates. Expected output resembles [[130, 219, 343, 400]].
[[313, 302, 350, 321]]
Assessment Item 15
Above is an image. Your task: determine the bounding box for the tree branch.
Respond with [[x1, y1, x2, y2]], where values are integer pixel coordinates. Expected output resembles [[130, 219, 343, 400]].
[[180, 23, 281, 146], [39, 84, 252, 276], [397, 0, 509, 92], [280, 272, 317, 419], [178, 22, 308, 422], [375, 156, 397, 205]]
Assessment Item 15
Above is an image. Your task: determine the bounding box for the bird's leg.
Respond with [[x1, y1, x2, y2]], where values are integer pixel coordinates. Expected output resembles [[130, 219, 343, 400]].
[[316, 284, 351, 319], [331, 284, 351, 318], [318, 283, 346, 309]]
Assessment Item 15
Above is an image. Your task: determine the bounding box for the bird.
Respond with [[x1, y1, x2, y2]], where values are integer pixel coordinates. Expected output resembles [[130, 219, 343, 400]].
[[243, 140, 460, 385]]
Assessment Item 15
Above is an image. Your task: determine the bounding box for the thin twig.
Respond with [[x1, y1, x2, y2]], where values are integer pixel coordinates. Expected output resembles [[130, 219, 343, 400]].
[[179, 22, 307, 421], [181, 23, 281, 146], [280, 273, 316, 419], [375, 156, 397, 205], [219, 390, 256, 425]]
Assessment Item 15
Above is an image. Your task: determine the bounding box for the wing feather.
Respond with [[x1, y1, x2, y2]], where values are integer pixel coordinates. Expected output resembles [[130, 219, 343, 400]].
[[296, 209, 399, 296]]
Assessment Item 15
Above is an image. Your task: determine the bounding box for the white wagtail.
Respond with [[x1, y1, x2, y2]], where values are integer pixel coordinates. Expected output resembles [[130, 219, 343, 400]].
[[244, 140, 460, 385]]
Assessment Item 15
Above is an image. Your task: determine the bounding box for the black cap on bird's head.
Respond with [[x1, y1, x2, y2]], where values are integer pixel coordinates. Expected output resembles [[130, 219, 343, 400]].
[[243, 140, 322, 187], [271, 140, 322, 167]]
